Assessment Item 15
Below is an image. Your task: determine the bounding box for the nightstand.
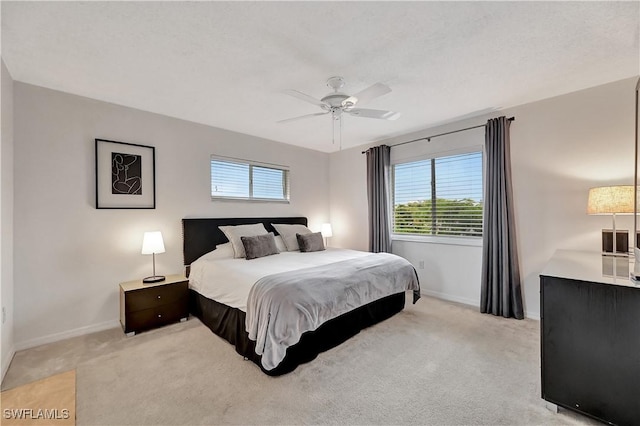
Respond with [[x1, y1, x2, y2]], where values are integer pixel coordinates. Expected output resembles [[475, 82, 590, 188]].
[[119, 274, 189, 335]]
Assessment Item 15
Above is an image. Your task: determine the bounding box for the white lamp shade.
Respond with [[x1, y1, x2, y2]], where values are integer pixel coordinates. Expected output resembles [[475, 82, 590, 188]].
[[587, 185, 634, 215], [321, 223, 333, 238], [141, 231, 165, 254]]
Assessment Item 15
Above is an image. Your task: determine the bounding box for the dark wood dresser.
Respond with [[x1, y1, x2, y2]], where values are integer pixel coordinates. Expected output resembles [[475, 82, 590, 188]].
[[119, 274, 189, 335], [540, 250, 640, 425]]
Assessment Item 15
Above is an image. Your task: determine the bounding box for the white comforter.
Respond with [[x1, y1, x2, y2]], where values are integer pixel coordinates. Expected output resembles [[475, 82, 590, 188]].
[[189, 248, 371, 312]]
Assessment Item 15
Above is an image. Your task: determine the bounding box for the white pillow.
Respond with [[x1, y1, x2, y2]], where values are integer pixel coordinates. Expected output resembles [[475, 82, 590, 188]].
[[195, 242, 234, 262], [271, 223, 312, 251], [219, 223, 269, 258], [274, 235, 287, 252]]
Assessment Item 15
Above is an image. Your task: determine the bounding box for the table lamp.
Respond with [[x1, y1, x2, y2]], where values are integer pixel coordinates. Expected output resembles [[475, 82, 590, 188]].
[[587, 185, 634, 255], [321, 223, 333, 247], [141, 231, 166, 283]]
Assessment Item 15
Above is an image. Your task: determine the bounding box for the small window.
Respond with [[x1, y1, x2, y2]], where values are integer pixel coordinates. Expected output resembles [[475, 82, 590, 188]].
[[210, 156, 290, 202], [393, 151, 483, 238]]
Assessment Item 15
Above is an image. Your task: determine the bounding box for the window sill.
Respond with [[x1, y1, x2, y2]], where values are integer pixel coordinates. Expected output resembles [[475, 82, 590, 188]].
[[211, 197, 290, 204], [392, 234, 482, 247]]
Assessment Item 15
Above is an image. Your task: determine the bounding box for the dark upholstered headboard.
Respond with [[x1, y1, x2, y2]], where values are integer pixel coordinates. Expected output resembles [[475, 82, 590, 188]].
[[182, 217, 308, 267]]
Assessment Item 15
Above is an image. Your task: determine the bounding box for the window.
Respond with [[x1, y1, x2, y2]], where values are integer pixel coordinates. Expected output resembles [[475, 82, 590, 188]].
[[210, 156, 290, 202], [393, 150, 483, 238]]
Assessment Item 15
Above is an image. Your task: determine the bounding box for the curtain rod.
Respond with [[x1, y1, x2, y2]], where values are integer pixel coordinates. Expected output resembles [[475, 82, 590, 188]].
[[361, 116, 515, 154]]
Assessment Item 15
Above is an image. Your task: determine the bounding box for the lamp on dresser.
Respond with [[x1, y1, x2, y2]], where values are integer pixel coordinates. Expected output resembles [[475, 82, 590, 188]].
[[141, 231, 166, 283], [587, 185, 634, 255]]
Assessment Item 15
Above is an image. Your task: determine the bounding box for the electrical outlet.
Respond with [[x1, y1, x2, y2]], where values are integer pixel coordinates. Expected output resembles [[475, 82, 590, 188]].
[[418, 260, 425, 269], [2, 307, 5, 324]]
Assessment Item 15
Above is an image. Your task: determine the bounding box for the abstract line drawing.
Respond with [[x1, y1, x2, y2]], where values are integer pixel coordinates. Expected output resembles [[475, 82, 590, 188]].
[[95, 139, 156, 209], [112, 152, 142, 195]]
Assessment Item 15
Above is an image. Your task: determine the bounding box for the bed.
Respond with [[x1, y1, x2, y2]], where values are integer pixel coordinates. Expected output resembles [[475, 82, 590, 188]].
[[182, 217, 420, 375]]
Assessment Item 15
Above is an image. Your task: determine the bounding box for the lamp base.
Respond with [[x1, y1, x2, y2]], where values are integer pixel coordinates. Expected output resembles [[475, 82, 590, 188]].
[[602, 229, 629, 255], [142, 275, 166, 284]]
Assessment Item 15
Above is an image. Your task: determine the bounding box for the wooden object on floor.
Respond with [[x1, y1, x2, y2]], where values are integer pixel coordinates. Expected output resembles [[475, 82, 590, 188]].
[[0, 370, 75, 425]]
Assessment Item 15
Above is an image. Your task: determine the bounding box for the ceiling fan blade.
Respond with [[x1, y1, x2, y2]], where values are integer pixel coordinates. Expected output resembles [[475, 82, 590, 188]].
[[277, 112, 329, 124], [347, 108, 400, 120], [342, 82, 392, 107], [283, 89, 328, 108]]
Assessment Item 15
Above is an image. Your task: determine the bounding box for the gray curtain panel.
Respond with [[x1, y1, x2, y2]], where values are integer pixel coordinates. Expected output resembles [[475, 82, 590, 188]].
[[481, 117, 525, 319], [366, 145, 392, 253]]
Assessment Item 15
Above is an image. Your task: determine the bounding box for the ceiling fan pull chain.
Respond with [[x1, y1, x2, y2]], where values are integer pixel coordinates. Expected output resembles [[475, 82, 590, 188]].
[[340, 115, 343, 151], [332, 112, 335, 145]]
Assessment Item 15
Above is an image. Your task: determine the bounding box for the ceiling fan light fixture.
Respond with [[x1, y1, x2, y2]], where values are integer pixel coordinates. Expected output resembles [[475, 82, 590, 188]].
[[342, 97, 357, 108], [321, 93, 350, 107], [279, 76, 399, 147]]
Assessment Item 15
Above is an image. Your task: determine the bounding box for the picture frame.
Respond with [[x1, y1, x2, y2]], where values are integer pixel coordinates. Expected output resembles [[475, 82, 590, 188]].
[[95, 139, 156, 209]]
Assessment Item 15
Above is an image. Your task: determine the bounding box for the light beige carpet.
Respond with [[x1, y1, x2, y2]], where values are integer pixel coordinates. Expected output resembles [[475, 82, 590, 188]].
[[4, 296, 596, 425], [0, 370, 75, 425]]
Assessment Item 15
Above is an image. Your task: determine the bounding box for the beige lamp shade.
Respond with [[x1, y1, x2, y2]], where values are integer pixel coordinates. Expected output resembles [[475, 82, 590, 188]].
[[587, 185, 634, 215]]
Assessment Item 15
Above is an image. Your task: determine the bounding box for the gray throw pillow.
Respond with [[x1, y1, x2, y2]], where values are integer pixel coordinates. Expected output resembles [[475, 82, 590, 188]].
[[219, 223, 269, 258], [241, 233, 280, 260], [296, 232, 325, 253]]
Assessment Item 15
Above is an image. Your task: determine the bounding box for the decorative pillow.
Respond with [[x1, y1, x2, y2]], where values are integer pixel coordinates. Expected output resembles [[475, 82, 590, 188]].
[[271, 223, 312, 251], [241, 233, 280, 260], [219, 223, 269, 258], [195, 242, 234, 262], [296, 232, 325, 253]]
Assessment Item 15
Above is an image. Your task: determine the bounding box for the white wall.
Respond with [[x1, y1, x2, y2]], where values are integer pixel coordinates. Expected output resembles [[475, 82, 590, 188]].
[[330, 77, 637, 319], [1, 59, 15, 380], [13, 83, 330, 349], [508, 77, 635, 318]]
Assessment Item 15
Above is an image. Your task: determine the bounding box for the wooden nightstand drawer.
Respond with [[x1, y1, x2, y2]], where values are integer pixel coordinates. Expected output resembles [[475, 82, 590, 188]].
[[125, 281, 188, 313], [119, 274, 189, 335], [125, 299, 188, 333]]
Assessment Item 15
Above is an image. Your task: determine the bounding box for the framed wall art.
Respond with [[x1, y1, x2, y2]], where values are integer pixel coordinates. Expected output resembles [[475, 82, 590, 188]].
[[95, 139, 156, 209]]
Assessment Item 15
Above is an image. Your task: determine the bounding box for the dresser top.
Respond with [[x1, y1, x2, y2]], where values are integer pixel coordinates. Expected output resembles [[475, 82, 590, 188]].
[[541, 250, 640, 288]]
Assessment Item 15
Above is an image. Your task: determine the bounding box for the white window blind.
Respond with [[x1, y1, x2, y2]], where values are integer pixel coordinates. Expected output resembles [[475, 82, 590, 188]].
[[393, 151, 483, 238], [211, 156, 290, 202]]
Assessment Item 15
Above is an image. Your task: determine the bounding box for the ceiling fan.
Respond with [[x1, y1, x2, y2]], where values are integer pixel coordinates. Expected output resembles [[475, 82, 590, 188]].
[[278, 76, 400, 146]]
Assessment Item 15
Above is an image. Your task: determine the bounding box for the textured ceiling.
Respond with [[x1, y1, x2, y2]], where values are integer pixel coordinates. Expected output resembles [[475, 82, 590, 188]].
[[2, 1, 638, 153]]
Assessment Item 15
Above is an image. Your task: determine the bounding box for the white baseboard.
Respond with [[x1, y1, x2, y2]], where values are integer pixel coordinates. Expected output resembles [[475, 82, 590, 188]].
[[525, 311, 540, 321], [14, 319, 120, 352], [1, 346, 15, 383], [421, 289, 479, 307], [421, 290, 541, 321]]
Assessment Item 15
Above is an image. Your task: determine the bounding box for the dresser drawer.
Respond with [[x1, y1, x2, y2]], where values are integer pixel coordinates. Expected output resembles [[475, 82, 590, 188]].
[[124, 297, 188, 333], [124, 281, 188, 313]]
